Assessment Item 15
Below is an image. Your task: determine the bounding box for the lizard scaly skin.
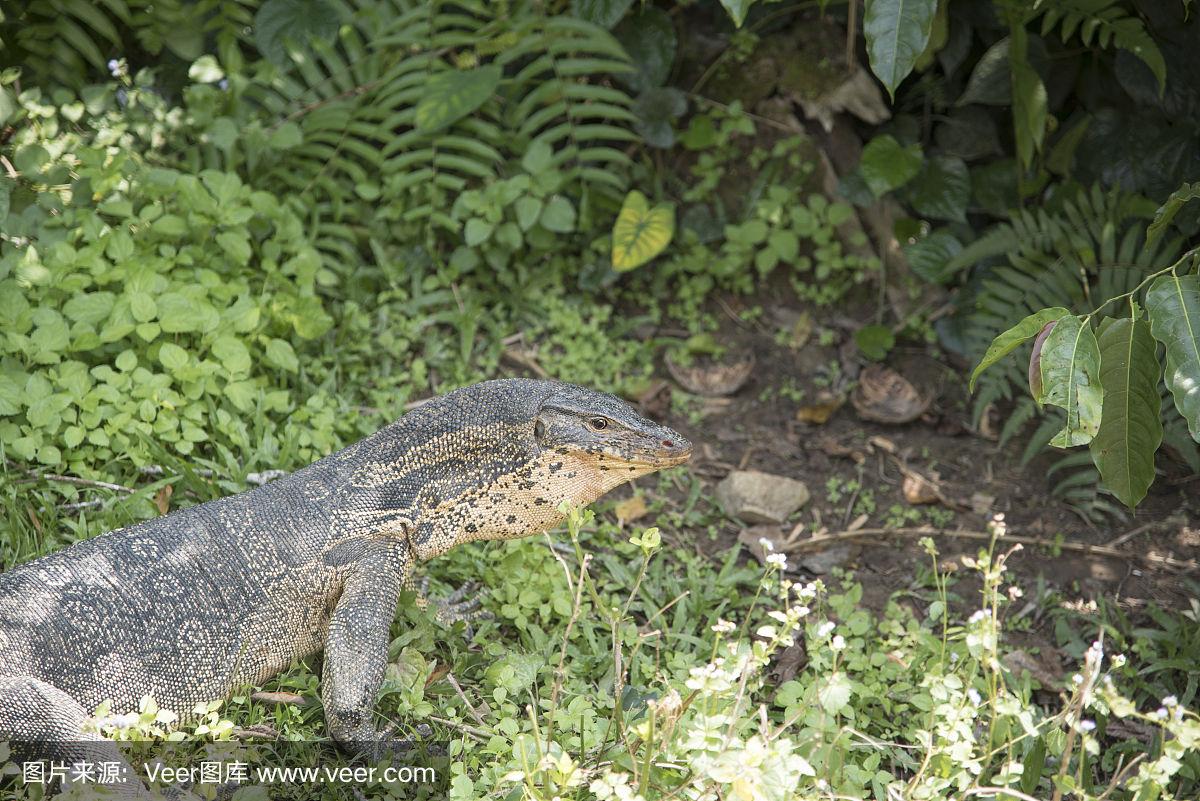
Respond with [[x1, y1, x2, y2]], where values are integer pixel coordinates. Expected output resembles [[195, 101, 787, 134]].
[[0, 379, 690, 789]]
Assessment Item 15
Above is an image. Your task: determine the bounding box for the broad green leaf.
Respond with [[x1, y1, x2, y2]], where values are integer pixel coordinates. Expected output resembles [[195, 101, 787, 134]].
[[969, 307, 1070, 391], [1147, 183, 1200, 247], [903, 229, 962, 284], [1037, 315, 1103, 447], [611, 190, 675, 272], [570, 0, 633, 28], [863, 0, 938, 99], [1146, 273, 1200, 441], [1010, 31, 1047, 169], [253, 0, 341, 66], [158, 343, 189, 372], [1089, 318, 1161, 507], [632, 87, 687, 149], [539, 196, 577, 234], [906, 155, 969, 223], [62, 292, 115, 326], [212, 336, 251, 375], [858, 135, 923, 197], [817, 671, 853, 715], [415, 66, 501, 132], [614, 7, 675, 93]]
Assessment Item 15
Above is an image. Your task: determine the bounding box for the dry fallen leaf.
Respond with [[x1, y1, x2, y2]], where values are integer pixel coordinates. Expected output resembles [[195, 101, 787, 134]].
[[666, 352, 755, 397], [614, 495, 649, 525], [796, 389, 845, 425], [153, 483, 173, 516], [902, 470, 940, 505], [250, 691, 306, 706], [1002, 648, 1065, 689], [851, 364, 931, 424]]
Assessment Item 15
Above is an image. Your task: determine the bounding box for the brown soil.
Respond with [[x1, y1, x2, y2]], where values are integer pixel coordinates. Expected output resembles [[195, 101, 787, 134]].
[[646, 285, 1200, 620]]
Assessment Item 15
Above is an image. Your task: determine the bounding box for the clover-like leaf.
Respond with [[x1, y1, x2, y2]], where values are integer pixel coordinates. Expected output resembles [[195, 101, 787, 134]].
[[611, 190, 674, 272]]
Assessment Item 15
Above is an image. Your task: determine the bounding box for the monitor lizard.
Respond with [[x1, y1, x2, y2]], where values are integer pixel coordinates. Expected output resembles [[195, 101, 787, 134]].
[[0, 378, 691, 795]]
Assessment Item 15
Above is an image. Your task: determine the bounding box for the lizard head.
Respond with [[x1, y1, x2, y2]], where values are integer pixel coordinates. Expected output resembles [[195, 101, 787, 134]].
[[533, 382, 693, 482], [403, 380, 691, 557]]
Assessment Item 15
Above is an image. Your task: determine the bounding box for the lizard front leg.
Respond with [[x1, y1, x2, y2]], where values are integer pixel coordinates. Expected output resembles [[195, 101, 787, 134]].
[[322, 543, 408, 759]]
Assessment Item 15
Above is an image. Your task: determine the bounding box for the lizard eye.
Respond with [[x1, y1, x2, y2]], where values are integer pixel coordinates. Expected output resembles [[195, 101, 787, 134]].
[[534, 420, 546, 441], [589, 417, 609, 431]]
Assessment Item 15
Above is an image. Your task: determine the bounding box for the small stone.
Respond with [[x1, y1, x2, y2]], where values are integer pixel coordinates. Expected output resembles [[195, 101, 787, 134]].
[[800, 544, 854, 575], [715, 470, 810, 524]]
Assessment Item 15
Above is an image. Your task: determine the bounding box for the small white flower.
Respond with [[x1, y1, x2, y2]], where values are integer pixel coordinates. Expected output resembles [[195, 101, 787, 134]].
[[795, 605, 811, 617], [766, 553, 788, 570], [1079, 719, 1096, 732], [758, 537, 775, 552], [1155, 707, 1169, 720], [756, 625, 778, 639], [711, 618, 736, 634], [1111, 653, 1127, 668], [817, 621, 835, 638], [967, 688, 982, 706], [831, 634, 846, 652], [969, 609, 988, 625], [1163, 695, 1178, 707]]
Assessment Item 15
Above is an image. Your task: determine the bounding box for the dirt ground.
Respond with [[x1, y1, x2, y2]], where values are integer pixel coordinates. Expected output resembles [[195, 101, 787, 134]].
[[642, 284, 1200, 623]]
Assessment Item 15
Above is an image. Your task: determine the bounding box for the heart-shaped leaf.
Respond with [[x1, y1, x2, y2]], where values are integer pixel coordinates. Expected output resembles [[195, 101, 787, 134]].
[[416, 65, 501, 132], [1089, 317, 1161, 507], [611, 190, 674, 272]]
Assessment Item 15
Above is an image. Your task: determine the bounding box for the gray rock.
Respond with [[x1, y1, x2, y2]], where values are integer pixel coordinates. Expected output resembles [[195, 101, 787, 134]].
[[716, 470, 810, 524]]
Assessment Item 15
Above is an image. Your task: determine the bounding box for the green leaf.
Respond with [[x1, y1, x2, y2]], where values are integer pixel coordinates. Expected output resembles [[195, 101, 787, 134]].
[[970, 307, 1070, 392], [264, 338, 298, 373], [907, 156, 969, 223], [614, 7, 675, 93], [959, 38, 1012, 106], [216, 231, 251, 266], [539, 196, 577, 234], [415, 66, 502, 133], [855, 325, 895, 361], [213, 335, 251, 375], [863, 0, 938, 99], [464, 218, 493, 246], [253, 0, 341, 66], [903, 229, 962, 284], [62, 292, 115, 326], [632, 87, 687, 149], [611, 190, 675, 272], [1147, 183, 1200, 247], [718, 0, 755, 27], [1010, 31, 1047, 169], [515, 197, 543, 232], [1146, 273, 1200, 441], [188, 55, 224, 84], [158, 342, 189, 372], [1037, 315, 1103, 447], [817, 671, 853, 715], [858, 135, 923, 197], [1089, 318, 1161, 507], [570, 0, 633, 28]]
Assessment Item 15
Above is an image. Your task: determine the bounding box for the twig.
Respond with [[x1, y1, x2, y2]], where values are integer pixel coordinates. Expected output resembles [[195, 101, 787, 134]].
[[784, 526, 1198, 571], [445, 672, 485, 726], [1104, 517, 1179, 549], [427, 715, 491, 742], [29, 474, 134, 494]]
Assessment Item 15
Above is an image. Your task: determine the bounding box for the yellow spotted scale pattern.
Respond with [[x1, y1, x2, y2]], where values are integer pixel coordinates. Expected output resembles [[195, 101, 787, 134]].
[[0, 379, 690, 787]]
